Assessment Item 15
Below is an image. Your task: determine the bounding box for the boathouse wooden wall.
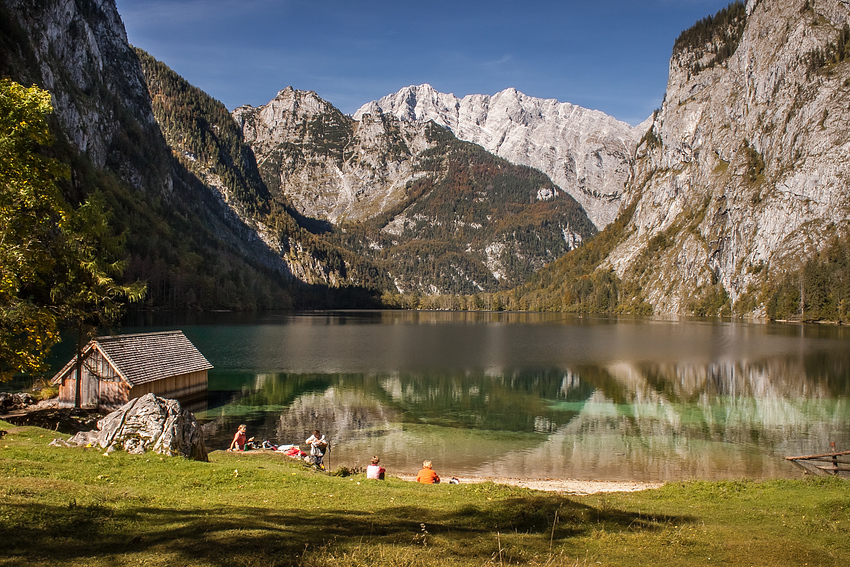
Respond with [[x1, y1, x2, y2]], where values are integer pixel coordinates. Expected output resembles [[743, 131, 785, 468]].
[[56, 348, 128, 409], [57, 363, 208, 410], [128, 370, 208, 401], [53, 331, 212, 410]]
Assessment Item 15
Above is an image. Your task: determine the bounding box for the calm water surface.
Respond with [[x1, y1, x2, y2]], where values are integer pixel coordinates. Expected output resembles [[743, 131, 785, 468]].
[[122, 311, 850, 482]]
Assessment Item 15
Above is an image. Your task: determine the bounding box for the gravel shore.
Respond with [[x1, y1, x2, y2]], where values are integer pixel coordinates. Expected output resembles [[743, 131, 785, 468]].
[[394, 475, 663, 495]]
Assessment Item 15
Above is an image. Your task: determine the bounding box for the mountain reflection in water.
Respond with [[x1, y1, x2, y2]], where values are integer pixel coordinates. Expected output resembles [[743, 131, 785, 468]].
[[128, 311, 850, 482]]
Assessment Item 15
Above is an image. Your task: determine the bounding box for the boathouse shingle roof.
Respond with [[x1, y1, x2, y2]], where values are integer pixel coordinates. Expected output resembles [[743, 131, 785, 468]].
[[54, 331, 213, 386]]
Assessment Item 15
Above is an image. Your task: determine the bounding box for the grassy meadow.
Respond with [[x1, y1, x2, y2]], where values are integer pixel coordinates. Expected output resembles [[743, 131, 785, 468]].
[[1, 420, 848, 566]]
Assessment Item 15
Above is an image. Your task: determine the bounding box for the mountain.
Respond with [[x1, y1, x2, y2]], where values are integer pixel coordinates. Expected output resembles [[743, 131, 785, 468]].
[[233, 89, 598, 294], [0, 0, 383, 310], [135, 51, 392, 299], [610, 0, 850, 317], [355, 84, 645, 229], [506, 0, 850, 319], [233, 87, 433, 224], [9, 0, 844, 318]]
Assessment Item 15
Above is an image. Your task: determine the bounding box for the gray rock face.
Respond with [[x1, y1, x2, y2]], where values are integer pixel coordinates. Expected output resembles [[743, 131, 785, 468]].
[[602, 0, 850, 315], [0, 392, 35, 412], [355, 84, 644, 229], [233, 87, 433, 224], [5, 0, 168, 192], [68, 393, 208, 461], [233, 87, 597, 292]]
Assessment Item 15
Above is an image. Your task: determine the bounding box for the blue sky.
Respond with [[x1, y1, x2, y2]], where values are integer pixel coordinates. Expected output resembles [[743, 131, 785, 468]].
[[114, 0, 736, 126]]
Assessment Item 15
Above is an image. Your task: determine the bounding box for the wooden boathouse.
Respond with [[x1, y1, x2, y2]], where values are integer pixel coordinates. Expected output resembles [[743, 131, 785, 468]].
[[52, 331, 213, 410]]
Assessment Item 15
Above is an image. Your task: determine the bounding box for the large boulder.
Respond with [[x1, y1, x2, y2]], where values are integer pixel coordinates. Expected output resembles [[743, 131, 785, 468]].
[[67, 394, 208, 461]]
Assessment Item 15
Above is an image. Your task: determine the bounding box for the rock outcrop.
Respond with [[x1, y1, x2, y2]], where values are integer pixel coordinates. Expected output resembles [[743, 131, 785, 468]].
[[233, 87, 434, 224], [599, 0, 850, 316], [355, 84, 645, 229], [0, 392, 35, 413], [64, 394, 208, 461]]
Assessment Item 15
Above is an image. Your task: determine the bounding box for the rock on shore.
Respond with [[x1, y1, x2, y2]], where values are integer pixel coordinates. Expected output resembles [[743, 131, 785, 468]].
[[55, 393, 208, 461]]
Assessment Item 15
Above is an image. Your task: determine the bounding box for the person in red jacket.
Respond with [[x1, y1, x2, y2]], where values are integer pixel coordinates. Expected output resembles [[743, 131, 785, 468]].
[[416, 460, 440, 484]]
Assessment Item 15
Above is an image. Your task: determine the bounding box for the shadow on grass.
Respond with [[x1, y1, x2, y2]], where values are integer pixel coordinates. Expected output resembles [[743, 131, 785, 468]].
[[2, 495, 693, 565]]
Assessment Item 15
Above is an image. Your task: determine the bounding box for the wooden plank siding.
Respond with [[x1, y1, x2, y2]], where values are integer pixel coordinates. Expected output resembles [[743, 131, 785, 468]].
[[129, 370, 208, 402], [56, 348, 127, 409]]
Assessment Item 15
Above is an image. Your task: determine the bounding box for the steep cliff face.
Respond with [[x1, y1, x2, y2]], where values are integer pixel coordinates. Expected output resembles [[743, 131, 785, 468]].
[[2, 0, 169, 191], [607, 0, 850, 316], [355, 84, 644, 229]]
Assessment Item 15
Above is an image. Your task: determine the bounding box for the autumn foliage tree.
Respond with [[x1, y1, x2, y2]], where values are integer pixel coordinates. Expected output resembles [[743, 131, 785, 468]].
[[0, 79, 68, 379], [0, 79, 145, 385]]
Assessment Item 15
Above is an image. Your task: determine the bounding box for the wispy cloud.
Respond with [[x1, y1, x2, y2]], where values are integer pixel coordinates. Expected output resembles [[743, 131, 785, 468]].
[[484, 54, 513, 69]]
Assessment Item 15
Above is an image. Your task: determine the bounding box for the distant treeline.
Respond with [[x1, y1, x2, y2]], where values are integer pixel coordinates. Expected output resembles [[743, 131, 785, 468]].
[[804, 23, 850, 78], [764, 233, 850, 323]]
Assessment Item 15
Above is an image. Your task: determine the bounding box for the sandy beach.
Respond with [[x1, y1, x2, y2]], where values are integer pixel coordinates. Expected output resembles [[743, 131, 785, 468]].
[[394, 474, 663, 495]]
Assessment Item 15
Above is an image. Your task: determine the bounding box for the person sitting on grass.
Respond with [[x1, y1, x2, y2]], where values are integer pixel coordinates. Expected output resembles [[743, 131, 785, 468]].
[[305, 429, 328, 468], [416, 460, 440, 484], [366, 456, 386, 480], [229, 424, 248, 451]]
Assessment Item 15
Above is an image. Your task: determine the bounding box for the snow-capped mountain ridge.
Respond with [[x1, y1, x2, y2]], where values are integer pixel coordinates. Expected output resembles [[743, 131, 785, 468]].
[[355, 84, 645, 228]]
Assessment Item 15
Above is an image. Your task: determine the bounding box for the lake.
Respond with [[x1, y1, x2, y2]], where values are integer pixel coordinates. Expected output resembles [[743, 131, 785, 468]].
[[121, 311, 850, 481]]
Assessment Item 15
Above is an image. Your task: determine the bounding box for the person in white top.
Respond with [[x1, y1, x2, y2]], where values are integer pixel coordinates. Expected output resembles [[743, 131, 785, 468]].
[[305, 429, 328, 468], [366, 456, 386, 480]]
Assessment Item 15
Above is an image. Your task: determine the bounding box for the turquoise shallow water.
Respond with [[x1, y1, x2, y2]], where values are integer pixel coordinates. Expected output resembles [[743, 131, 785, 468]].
[[112, 311, 850, 481]]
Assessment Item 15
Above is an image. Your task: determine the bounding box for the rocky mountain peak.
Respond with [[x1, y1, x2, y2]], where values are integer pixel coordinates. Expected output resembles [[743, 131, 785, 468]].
[[233, 87, 435, 224], [355, 84, 644, 228]]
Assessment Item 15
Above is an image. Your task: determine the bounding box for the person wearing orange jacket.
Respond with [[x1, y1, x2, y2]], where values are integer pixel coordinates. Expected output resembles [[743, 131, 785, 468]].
[[416, 460, 440, 484]]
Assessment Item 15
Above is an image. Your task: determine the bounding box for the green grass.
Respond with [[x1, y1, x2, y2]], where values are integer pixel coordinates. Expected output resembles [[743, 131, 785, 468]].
[[1, 421, 849, 566]]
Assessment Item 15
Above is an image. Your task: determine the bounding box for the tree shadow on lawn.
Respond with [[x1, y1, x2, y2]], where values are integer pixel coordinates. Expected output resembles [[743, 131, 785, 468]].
[[2, 495, 692, 565]]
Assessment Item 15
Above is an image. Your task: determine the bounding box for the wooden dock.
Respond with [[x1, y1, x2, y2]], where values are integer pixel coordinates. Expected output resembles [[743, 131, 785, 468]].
[[786, 449, 850, 478]]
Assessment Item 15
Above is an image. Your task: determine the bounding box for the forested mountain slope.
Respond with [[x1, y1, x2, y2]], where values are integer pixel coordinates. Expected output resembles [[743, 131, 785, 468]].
[[333, 124, 597, 295], [0, 0, 396, 310], [0, 0, 303, 310], [135, 51, 394, 300]]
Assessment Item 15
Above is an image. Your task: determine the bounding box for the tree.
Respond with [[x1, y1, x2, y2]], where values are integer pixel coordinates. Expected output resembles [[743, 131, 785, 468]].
[[0, 79, 68, 380], [53, 191, 146, 406], [0, 79, 145, 389]]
